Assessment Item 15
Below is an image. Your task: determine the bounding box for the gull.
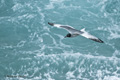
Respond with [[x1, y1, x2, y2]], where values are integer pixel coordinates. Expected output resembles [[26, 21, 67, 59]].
[[48, 22, 104, 43]]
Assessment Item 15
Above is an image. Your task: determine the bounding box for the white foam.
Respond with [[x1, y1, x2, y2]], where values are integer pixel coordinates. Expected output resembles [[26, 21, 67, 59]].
[[35, 52, 120, 62], [66, 71, 75, 79], [108, 25, 120, 40], [68, 62, 74, 69], [109, 32, 120, 40], [17, 40, 26, 48], [97, 24, 120, 40], [50, 0, 64, 3], [1, 45, 13, 49], [103, 76, 120, 80], [96, 70, 103, 80], [44, 73, 55, 80], [45, 0, 64, 9], [12, 3, 23, 11], [45, 3, 54, 10], [35, 52, 120, 80], [113, 50, 120, 59]]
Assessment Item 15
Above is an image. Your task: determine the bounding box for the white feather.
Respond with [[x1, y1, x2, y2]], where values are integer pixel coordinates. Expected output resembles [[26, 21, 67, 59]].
[[81, 28, 85, 32], [81, 29, 97, 39], [54, 24, 61, 28]]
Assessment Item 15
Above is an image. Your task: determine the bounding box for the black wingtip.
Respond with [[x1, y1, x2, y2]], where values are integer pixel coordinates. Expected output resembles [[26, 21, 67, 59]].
[[99, 39, 104, 43], [90, 38, 104, 43], [48, 22, 54, 26]]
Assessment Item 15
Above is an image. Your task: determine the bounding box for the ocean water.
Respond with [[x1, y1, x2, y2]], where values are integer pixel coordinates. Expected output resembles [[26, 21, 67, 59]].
[[0, 0, 120, 80]]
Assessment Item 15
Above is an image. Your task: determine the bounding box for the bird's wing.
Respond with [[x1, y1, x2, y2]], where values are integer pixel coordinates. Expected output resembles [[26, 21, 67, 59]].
[[48, 22, 80, 34], [80, 28, 104, 43]]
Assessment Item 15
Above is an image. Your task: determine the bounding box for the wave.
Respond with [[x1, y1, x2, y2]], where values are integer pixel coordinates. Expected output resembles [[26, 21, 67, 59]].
[[3, 51, 120, 80], [1, 0, 120, 80]]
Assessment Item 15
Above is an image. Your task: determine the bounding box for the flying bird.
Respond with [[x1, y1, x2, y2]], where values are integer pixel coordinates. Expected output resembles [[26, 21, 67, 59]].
[[48, 22, 104, 43]]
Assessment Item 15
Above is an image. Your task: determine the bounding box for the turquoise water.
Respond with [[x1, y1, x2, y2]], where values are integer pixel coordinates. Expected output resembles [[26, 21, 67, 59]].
[[0, 0, 120, 80]]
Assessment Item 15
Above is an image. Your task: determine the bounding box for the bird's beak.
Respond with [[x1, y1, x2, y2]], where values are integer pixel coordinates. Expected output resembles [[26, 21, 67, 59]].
[[64, 36, 67, 38]]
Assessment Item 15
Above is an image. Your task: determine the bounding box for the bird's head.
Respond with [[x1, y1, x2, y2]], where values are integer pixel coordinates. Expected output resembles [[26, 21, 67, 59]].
[[65, 33, 71, 38]]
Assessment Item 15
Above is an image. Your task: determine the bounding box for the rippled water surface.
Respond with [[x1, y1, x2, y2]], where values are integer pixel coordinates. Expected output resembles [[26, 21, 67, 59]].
[[0, 0, 120, 80]]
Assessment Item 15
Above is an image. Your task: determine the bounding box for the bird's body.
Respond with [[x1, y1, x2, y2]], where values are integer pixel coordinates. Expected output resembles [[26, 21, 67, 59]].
[[48, 22, 104, 43]]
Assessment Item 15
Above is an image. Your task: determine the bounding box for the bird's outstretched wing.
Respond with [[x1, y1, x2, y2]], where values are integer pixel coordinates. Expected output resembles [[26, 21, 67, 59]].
[[48, 22, 104, 43], [80, 28, 104, 43], [48, 22, 82, 34]]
